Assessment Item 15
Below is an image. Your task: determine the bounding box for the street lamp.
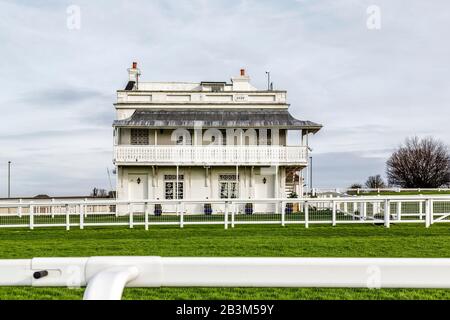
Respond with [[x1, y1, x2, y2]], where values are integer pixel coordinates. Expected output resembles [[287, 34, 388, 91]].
[[7, 161, 11, 198]]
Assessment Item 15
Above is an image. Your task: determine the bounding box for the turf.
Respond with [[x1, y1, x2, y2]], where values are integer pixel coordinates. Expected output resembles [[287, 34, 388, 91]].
[[1, 223, 450, 300]]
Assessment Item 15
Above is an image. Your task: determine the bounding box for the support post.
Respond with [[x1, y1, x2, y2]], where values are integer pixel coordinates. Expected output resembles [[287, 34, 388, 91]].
[[305, 201, 309, 228], [419, 200, 423, 220], [429, 199, 434, 226], [281, 201, 285, 227], [384, 200, 390, 228], [332, 201, 336, 226], [29, 203, 34, 230], [397, 201, 402, 221], [179, 202, 184, 228], [176, 165, 179, 200], [80, 201, 85, 230], [51, 198, 55, 219], [144, 202, 149, 231], [65, 204, 70, 231], [129, 203, 133, 229], [224, 201, 229, 230], [231, 203, 236, 228], [18, 199, 22, 218], [425, 199, 430, 228]]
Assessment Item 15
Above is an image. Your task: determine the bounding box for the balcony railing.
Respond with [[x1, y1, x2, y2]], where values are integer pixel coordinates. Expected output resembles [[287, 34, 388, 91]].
[[114, 145, 308, 165]]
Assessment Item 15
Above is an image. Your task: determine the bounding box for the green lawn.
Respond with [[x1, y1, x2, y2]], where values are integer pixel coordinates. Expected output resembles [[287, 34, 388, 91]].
[[1, 224, 450, 299]]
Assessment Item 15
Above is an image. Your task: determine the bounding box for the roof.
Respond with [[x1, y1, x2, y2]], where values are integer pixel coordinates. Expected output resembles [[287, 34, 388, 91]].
[[113, 109, 322, 132]]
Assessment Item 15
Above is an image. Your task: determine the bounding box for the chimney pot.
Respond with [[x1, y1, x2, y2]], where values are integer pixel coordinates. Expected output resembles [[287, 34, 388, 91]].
[[240, 68, 245, 76], [132, 62, 137, 69]]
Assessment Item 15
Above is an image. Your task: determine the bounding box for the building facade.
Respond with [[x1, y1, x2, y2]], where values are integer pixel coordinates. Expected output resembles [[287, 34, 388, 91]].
[[113, 63, 321, 213]]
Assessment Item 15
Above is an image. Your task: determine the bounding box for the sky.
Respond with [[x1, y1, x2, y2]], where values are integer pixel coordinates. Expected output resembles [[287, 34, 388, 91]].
[[0, 0, 449, 196]]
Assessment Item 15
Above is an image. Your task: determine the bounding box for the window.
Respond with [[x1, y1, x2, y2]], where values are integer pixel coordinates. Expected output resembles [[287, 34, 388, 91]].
[[130, 129, 149, 145], [164, 175, 184, 199], [219, 174, 239, 199]]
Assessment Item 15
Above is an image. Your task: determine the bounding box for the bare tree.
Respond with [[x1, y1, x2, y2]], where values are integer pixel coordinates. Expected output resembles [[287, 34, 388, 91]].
[[386, 136, 450, 188], [365, 175, 386, 189]]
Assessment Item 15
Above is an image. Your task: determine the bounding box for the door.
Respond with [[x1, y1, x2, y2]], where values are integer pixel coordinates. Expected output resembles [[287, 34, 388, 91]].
[[128, 174, 148, 212], [255, 174, 275, 213]]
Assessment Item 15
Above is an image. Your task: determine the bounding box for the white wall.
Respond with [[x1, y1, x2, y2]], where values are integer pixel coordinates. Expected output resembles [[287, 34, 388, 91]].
[[117, 165, 286, 214]]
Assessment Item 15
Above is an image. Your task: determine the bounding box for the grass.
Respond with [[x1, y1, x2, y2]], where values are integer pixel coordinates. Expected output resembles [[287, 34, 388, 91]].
[[1, 224, 450, 299]]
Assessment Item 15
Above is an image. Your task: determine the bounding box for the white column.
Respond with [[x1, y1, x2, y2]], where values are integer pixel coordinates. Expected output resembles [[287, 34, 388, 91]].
[[176, 165, 179, 200], [236, 165, 239, 198]]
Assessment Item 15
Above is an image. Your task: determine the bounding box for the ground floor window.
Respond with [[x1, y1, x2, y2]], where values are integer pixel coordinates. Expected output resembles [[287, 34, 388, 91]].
[[164, 174, 184, 199], [219, 174, 239, 199]]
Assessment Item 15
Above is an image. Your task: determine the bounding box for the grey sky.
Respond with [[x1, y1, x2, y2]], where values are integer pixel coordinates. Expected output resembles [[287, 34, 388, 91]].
[[0, 0, 449, 196]]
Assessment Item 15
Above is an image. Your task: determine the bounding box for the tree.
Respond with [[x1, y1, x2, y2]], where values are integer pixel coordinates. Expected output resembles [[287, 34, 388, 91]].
[[386, 136, 450, 188], [365, 175, 386, 189], [349, 183, 362, 189]]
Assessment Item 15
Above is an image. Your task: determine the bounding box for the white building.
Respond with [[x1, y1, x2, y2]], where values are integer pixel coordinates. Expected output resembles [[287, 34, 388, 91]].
[[113, 63, 321, 213]]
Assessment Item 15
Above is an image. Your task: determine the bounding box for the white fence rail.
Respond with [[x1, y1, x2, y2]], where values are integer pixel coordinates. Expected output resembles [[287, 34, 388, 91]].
[[0, 195, 449, 229], [312, 187, 450, 196], [3, 256, 450, 300]]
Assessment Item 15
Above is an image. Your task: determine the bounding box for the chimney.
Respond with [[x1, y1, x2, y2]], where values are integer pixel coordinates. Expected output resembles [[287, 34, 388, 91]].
[[231, 68, 255, 91], [127, 62, 141, 89]]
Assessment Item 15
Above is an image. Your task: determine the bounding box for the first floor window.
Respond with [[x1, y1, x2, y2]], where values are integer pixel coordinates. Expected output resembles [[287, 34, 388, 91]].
[[219, 174, 239, 199], [164, 174, 184, 199]]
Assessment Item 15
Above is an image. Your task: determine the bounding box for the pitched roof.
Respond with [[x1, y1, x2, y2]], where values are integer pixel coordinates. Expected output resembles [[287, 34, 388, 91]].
[[113, 109, 322, 132]]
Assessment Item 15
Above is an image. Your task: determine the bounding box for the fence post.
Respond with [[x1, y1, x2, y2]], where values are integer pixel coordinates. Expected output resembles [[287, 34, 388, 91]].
[[384, 199, 390, 228], [65, 204, 70, 231], [80, 201, 84, 230], [179, 202, 184, 228], [224, 201, 229, 230], [429, 198, 434, 226], [305, 201, 309, 229], [397, 201, 402, 221], [281, 201, 285, 227], [332, 201, 336, 226], [51, 198, 55, 218], [425, 199, 430, 228], [84, 198, 88, 218], [419, 199, 424, 220], [129, 202, 134, 229], [18, 199, 22, 218], [29, 202, 34, 230], [231, 203, 236, 228], [144, 202, 149, 231]]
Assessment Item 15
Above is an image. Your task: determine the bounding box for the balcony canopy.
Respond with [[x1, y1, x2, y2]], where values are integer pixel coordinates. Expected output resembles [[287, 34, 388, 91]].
[[113, 109, 322, 132]]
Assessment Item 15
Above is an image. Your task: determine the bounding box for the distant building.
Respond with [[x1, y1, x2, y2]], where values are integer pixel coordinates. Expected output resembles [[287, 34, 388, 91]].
[[113, 63, 321, 213]]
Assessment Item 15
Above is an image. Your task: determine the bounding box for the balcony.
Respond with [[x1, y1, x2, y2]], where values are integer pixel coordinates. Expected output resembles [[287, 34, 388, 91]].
[[114, 145, 308, 166]]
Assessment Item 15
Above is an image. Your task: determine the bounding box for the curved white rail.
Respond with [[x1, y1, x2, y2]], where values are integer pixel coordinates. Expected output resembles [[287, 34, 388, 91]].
[[2, 256, 450, 300]]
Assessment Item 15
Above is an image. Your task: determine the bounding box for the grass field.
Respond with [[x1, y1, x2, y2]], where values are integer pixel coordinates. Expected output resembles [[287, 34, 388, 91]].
[[1, 223, 450, 300]]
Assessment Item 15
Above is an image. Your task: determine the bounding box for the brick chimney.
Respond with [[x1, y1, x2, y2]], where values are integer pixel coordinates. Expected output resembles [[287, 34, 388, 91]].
[[231, 68, 255, 91]]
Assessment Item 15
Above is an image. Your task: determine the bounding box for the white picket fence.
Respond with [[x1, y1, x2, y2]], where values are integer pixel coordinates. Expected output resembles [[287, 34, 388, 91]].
[[0, 195, 449, 230]]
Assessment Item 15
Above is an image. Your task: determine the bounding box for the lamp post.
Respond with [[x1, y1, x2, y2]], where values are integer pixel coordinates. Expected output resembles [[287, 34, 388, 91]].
[[7, 161, 11, 198]]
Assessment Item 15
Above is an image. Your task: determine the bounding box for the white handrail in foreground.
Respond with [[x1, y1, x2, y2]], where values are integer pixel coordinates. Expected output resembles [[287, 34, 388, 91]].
[[2, 256, 450, 299]]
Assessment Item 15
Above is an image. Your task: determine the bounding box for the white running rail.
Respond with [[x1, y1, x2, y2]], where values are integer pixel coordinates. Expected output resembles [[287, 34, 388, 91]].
[[0, 195, 450, 229], [2, 256, 450, 300]]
